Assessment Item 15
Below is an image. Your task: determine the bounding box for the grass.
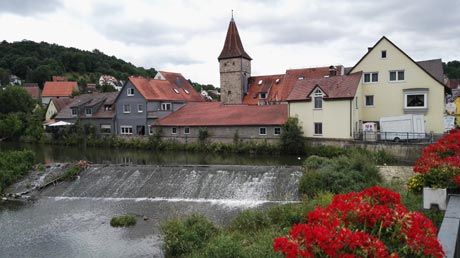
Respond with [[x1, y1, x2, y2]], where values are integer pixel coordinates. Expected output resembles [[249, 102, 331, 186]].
[[110, 215, 137, 227]]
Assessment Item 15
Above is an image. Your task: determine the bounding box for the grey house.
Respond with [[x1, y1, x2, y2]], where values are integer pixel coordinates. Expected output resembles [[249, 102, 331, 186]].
[[55, 92, 118, 135], [115, 71, 204, 136]]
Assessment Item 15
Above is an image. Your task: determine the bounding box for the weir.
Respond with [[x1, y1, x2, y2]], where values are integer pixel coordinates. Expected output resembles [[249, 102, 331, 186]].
[[40, 164, 303, 204]]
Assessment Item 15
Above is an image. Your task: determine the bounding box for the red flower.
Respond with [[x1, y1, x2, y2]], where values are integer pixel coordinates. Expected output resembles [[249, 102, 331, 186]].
[[274, 187, 444, 258]]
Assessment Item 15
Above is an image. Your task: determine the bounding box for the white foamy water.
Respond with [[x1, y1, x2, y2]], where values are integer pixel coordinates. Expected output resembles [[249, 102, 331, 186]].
[[49, 196, 299, 208]]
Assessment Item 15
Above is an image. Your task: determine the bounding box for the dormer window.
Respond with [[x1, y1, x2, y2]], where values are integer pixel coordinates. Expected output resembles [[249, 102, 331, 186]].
[[313, 88, 324, 109], [275, 78, 280, 84], [71, 108, 78, 116], [85, 108, 92, 116], [258, 80, 263, 85], [184, 89, 190, 94], [259, 93, 267, 99], [127, 88, 134, 96], [298, 76, 304, 80], [161, 103, 172, 111], [173, 88, 180, 94]]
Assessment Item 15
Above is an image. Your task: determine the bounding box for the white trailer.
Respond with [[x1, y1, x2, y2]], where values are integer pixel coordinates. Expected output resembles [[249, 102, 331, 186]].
[[379, 114, 426, 141]]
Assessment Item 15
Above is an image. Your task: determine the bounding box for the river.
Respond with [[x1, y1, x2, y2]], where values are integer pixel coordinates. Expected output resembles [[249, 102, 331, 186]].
[[0, 143, 302, 258]]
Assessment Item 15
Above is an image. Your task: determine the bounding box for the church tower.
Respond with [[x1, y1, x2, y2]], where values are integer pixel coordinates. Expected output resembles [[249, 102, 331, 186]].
[[218, 16, 252, 105]]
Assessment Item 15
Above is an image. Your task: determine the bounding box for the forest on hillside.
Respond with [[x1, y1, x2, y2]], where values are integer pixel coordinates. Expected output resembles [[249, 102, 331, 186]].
[[0, 40, 157, 88]]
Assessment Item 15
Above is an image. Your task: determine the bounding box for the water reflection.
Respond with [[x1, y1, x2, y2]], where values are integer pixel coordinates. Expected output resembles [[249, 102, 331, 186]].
[[0, 142, 302, 166]]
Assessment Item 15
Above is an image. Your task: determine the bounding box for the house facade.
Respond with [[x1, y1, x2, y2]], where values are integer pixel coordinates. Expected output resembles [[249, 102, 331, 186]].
[[153, 102, 288, 143], [115, 71, 203, 136], [350, 37, 447, 134], [45, 98, 72, 121], [55, 92, 118, 135], [288, 73, 362, 139]]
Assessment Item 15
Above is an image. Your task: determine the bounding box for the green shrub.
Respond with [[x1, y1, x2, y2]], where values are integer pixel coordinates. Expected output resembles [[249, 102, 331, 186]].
[[110, 215, 136, 227], [243, 229, 285, 258], [280, 117, 305, 154], [305, 145, 345, 158], [299, 152, 382, 197], [0, 150, 36, 193], [161, 214, 219, 258], [198, 234, 247, 258], [230, 209, 270, 235]]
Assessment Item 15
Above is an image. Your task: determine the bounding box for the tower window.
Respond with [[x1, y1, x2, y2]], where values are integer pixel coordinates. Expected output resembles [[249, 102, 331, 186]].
[[228, 90, 232, 94]]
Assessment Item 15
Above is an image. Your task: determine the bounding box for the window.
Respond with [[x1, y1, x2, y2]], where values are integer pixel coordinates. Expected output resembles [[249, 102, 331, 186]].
[[381, 50, 387, 59], [389, 70, 405, 82], [171, 127, 177, 134], [259, 127, 267, 135], [405, 94, 427, 108], [120, 126, 133, 135], [100, 124, 111, 134], [71, 108, 78, 116], [314, 123, 323, 135], [127, 88, 134, 96], [259, 93, 267, 99], [274, 127, 281, 135], [162, 103, 172, 111], [365, 95, 374, 107], [313, 88, 323, 109], [137, 104, 143, 113], [184, 127, 190, 134], [85, 108, 92, 115], [363, 72, 378, 83], [123, 104, 131, 113], [173, 88, 180, 94], [355, 97, 358, 109]]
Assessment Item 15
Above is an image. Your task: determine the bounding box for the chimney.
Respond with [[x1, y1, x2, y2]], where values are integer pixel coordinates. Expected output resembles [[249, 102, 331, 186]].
[[329, 65, 337, 77]]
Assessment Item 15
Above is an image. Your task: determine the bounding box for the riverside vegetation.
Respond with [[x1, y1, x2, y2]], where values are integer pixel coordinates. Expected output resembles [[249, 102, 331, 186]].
[[161, 148, 444, 258], [0, 150, 36, 193]]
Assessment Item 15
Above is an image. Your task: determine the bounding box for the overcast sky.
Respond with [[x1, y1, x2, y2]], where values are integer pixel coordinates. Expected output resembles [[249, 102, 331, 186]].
[[0, 0, 458, 86]]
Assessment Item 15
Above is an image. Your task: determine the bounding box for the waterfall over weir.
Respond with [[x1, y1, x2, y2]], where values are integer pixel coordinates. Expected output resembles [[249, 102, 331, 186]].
[[41, 164, 303, 205]]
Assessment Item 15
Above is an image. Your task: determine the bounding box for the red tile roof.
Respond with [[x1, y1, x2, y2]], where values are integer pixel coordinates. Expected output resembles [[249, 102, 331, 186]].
[[42, 81, 78, 97], [156, 102, 288, 127], [128, 73, 203, 102], [287, 72, 362, 101], [218, 18, 251, 60], [22, 85, 40, 99], [243, 66, 344, 105], [447, 79, 460, 89]]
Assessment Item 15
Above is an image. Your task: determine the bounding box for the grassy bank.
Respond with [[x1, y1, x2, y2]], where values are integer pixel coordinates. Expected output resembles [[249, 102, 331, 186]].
[[0, 150, 35, 193], [160, 149, 442, 258]]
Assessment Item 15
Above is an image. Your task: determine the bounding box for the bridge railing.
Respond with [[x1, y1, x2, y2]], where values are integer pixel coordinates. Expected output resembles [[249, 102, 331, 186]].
[[438, 195, 460, 258]]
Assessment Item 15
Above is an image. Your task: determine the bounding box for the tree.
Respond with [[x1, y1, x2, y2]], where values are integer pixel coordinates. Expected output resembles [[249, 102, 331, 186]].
[[280, 117, 305, 154], [0, 67, 10, 86], [0, 86, 35, 115], [0, 112, 25, 140], [29, 65, 52, 87], [444, 60, 460, 79]]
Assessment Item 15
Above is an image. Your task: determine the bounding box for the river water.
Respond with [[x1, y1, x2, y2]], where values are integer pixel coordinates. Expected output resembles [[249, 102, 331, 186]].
[[0, 143, 302, 258]]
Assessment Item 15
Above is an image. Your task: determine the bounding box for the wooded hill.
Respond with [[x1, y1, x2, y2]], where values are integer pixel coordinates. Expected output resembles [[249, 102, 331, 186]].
[[0, 40, 157, 88]]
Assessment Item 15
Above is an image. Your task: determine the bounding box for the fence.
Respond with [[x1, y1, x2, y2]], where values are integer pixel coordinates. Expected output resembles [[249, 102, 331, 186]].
[[354, 131, 445, 144]]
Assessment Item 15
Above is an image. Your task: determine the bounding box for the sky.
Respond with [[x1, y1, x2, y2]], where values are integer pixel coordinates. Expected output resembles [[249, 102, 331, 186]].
[[0, 0, 459, 86]]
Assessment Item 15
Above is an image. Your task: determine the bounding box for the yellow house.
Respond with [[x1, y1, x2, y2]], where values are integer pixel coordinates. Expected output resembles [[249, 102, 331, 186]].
[[287, 72, 362, 139], [350, 36, 447, 134], [453, 91, 460, 128]]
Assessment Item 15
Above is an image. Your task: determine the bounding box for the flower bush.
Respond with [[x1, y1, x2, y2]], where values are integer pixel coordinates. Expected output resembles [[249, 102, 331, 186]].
[[273, 186, 444, 258], [407, 129, 460, 192]]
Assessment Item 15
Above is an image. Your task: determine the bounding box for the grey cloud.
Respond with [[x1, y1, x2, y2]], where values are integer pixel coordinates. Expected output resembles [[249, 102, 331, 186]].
[[135, 52, 201, 68], [99, 20, 187, 46], [0, 0, 61, 15]]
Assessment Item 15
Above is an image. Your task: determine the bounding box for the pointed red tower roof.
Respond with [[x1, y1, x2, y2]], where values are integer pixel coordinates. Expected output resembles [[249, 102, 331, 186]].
[[218, 18, 252, 61]]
